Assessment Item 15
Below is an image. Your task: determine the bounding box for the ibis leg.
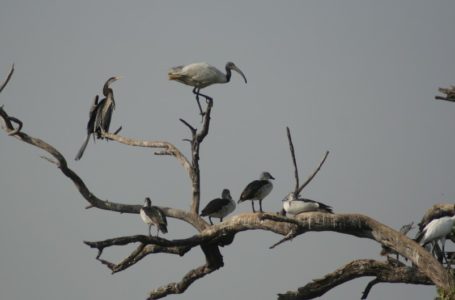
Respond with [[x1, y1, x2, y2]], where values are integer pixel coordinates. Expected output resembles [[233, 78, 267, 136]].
[[192, 87, 205, 116], [209, 217, 213, 225], [259, 200, 263, 213], [251, 201, 256, 213]]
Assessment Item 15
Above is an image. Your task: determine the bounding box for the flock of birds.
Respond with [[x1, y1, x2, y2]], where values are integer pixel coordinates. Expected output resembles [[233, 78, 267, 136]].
[[73, 62, 455, 267]]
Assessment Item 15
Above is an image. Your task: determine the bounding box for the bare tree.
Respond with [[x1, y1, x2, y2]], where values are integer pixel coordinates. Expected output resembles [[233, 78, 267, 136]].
[[1, 66, 454, 300]]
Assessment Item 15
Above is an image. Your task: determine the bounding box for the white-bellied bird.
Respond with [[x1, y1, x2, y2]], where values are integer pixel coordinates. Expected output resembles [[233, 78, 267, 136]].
[[238, 172, 274, 213], [201, 189, 235, 225], [140, 197, 168, 237], [282, 193, 333, 215], [75, 76, 121, 160], [168, 62, 247, 115], [416, 215, 455, 263]]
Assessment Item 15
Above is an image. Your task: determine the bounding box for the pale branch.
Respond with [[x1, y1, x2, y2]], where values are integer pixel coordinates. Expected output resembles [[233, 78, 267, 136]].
[[435, 85, 455, 102], [101, 131, 192, 176], [286, 127, 299, 194], [260, 212, 454, 291], [296, 150, 329, 195], [277, 259, 432, 300], [0, 63, 14, 94], [187, 97, 213, 215], [0, 106, 208, 231], [84, 211, 453, 293]]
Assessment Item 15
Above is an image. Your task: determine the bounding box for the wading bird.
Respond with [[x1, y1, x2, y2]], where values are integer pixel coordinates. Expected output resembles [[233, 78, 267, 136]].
[[201, 189, 236, 225], [75, 76, 121, 160], [168, 62, 247, 115], [140, 197, 168, 237], [238, 172, 274, 213], [282, 193, 333, 215], [416, 215, 455, 264]]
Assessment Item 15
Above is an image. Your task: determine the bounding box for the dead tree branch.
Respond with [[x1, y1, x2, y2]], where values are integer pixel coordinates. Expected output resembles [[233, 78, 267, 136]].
[[0, 63, 14, 94], [296, 150, 329, 195], [286, 127, 300, 195], [260, 212, 454, 293], [277, 259, 432, 300]]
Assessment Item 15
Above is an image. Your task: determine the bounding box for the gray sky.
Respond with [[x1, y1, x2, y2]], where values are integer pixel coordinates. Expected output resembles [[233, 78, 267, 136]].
[[1, 1, 455, 299]]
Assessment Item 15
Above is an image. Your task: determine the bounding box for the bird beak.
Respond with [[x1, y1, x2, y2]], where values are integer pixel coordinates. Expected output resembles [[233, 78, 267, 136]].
[[232, 66, 247, 84], [114, 76, 122, 81]]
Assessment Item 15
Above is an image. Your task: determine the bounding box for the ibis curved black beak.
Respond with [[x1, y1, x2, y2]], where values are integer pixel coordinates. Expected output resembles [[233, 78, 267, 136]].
[[232, 65, 247, 84]]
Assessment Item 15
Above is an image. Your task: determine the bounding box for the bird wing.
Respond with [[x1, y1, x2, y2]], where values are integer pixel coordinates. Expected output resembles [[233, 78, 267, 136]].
[[201, 198, 231, 216], [298, 198, 333, 213], [240, 180, 268, 200]]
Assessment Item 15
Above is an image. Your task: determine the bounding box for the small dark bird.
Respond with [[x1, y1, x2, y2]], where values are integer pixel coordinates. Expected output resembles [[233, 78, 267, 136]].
[[282, 193, 333, 215], [201, 189, 236, 225], [238, 172, 274, 213], [168, 62, 247, 116], [140, 197, 168, 237], [75, 76, 121, 160]]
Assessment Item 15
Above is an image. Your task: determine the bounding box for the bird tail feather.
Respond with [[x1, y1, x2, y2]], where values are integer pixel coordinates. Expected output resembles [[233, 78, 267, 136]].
[[159, 224, 168, 234], [75, 135, 90, 161]]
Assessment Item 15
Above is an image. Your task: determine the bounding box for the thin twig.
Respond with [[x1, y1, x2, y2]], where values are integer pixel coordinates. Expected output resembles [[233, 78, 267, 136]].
[[0, 64, 14, 94], [297, 150, 329, 195], [286, 127, 299, 195]]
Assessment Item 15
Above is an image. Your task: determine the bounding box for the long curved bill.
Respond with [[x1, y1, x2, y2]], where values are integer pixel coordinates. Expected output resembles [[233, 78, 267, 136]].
[[232, 65, 247, 84]]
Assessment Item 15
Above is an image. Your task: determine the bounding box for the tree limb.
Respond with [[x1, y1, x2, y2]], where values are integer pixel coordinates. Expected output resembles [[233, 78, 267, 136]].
[[296, 151, 329, 195], [277, 259, 432, 300], [286, 127, 300, 194], [0, 63, 14, 94]]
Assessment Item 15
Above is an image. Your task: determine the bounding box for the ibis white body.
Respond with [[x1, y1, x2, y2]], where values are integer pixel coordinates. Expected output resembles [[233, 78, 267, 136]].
[[168, 62, 247, 89], [419, 215, 455, 246]]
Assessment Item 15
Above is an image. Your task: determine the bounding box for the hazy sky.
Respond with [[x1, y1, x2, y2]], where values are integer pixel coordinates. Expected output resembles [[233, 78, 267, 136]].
[[1, 1, 455, 299]]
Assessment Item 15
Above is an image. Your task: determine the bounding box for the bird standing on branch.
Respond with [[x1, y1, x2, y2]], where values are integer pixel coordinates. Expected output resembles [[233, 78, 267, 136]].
[[168, 62, 247, 116], [140, 197, 168, 237], [282, 193, 333, 215], [75, 76, 121, 160], [238, 172, 274, 213], [201, 189, 236, 225], [416, 215, 455, 264]]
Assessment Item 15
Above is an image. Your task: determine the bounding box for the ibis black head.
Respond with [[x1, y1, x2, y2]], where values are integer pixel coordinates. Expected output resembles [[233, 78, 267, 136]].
[[225, 62, 247, 84]]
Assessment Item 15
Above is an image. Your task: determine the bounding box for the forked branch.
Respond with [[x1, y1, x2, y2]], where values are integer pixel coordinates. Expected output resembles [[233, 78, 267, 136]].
[[277, 259, 432, 300]]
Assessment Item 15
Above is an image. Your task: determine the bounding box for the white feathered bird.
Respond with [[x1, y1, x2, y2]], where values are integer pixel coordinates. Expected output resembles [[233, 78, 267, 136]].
[[168, 62, 247, 115], [416, 215, 455, 262], [282, 193, 333, 215]]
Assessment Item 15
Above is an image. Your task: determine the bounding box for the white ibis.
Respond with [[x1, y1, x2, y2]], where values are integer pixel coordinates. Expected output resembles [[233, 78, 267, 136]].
[[416, 215, 455, 263], [200, 189, 236, 225], [238, 172, 274, 213], [168, 62, 247, 115], [417, 204, 455, 232], [140, 197, 168, 237], [282, 193, 333, 215], [75, 76, 121, 160]]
